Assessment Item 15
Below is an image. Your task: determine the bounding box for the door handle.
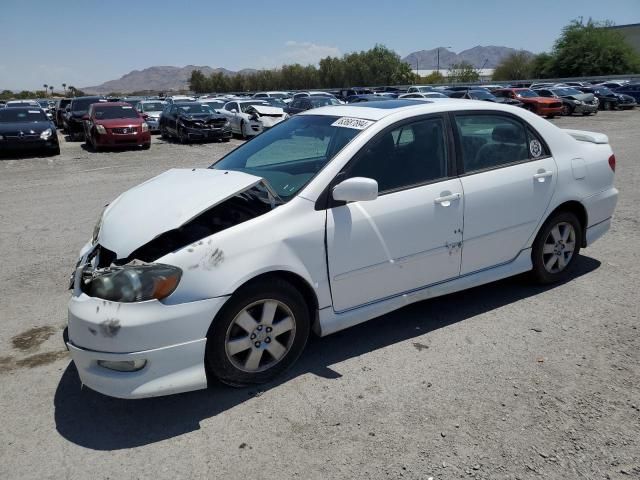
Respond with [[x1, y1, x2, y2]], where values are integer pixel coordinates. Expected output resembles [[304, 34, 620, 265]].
[[434, 192, 462, 206], [533, 170, 553, 182]]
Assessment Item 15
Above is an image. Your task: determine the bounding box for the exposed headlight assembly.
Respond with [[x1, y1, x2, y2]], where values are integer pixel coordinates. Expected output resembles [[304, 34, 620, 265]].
[[87, 264, 182, 302], [40, 128, 52, 140], [95, 124, 107, 134]]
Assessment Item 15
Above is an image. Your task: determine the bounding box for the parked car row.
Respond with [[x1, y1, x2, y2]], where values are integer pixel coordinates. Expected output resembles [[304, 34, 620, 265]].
[[1, 78, 637, 156]]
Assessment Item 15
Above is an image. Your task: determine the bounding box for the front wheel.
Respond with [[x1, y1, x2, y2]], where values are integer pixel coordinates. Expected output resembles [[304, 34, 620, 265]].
[[561, 104, 573, 116], [206, 278, 310, 387], [531, 211, 582, 284]]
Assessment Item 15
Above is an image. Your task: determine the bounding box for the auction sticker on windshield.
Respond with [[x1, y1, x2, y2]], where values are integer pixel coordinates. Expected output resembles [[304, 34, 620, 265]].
[[331, 117, 375, 130]]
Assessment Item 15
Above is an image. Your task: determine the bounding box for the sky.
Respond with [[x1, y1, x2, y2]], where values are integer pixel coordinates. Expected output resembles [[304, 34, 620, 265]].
[[1, 0, 638, 90]]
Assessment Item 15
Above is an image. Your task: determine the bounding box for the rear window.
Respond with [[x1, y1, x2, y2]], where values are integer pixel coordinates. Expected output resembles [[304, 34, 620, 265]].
[[72, 98, 106, 112]]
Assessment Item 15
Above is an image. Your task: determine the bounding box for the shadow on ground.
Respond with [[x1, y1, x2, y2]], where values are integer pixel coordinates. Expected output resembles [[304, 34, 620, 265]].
[[54, 255, 600, 450]]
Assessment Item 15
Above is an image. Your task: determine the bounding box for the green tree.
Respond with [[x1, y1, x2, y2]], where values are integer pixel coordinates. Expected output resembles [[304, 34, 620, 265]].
[[189, 69, 209, 93], [492, 51, 535, 81], [548, 18, 640, 76], [417, 71, 445, 84], [447, 62, 480, 83]]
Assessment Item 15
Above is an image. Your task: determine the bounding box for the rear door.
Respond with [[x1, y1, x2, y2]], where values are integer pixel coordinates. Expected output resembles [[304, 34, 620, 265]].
[[452, 112, 557, 274], [326, 115, 463, 312]]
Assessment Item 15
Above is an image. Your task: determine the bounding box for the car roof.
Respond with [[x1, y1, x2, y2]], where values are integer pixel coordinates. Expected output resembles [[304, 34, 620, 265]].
[[300, 98, 528, 121]]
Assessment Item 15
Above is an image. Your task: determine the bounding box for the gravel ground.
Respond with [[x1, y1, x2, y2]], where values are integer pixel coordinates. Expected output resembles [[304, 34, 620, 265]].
[[0, 112, 638, 480]]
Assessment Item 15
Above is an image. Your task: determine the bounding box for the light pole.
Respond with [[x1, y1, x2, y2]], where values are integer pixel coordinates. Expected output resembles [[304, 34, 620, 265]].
[[436, 46, 452, 73]]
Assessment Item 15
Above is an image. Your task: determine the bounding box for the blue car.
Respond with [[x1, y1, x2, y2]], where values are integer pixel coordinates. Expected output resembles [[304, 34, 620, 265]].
[[614, 83, 640, 103]]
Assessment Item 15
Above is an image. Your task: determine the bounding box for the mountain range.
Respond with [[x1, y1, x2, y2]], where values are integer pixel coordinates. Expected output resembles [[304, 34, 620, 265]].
[[402, 46, 533, 70], [83, 65, 258, 94], [83, 46, 532, 93]]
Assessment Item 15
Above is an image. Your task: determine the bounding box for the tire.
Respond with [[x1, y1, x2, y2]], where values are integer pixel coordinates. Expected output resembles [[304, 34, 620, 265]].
[[141, 142, 150, 150], [160, 125, 169, 139], [239, 120, 247, 140], [604, 101, 613, 111], [178, 127, 188, 144], [206, 278, 310, 387], [531, 211, 582, 284], [561, 104, 573, 116]]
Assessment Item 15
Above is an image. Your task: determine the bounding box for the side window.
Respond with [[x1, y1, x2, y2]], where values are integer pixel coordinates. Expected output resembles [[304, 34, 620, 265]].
[[346, 117, 448, 193], [454, 114, 529, 173]]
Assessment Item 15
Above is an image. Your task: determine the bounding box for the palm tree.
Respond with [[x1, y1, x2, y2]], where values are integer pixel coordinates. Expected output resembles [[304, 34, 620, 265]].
[[49, 86, 54, 96], [62, 83, 67, 96], [43, 84, 48, 97], [68, 86, 76, 97]]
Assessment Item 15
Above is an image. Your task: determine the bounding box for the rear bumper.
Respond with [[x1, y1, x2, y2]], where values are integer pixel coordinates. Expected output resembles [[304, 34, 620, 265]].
[[583, 187, 618, 246], [538, 105, 563, 116]]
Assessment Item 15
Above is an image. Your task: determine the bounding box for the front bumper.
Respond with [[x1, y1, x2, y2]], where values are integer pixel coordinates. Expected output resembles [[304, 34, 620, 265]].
[[182, 125, 232, 141], [94, 131, 151, 147], [0, 138, 59, 152], [145, 118, 160, 131], [67, 293, 229, 398], [574, 103, 599, 113], [67, 338, 208, 399]]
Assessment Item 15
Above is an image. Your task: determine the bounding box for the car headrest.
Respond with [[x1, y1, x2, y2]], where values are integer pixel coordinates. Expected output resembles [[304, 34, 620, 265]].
[[492, 124, 525, 144]]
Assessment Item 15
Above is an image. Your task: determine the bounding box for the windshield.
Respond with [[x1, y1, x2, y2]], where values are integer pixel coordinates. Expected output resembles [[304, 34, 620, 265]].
[[7, 101, 38, 107], [515, 89, 538, 98], [141, 102, 164, 112], [268, 93, 288, 99], [203, 101, 225, 110], [552, 88, 582, 96], [72, 98, 105, 112], [94, 105, 139, 119], [469, 90, 494, 100], [177, 104, 214, 114], [0, 109, 48, 123], [211, 115, 363, 199], [310, 97, 340, 107]]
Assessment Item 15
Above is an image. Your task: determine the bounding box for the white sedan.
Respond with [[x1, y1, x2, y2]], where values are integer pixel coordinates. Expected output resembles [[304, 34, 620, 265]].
[[219, 99, 288, 138], [66, 99, 618, 398]]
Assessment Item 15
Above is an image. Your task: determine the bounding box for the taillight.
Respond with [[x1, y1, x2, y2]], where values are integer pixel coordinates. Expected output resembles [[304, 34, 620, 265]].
[[608, 154, 616, 172]]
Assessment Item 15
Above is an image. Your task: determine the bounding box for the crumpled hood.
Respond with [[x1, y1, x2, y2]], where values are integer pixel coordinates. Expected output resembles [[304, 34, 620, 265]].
[[98, 168, 262, 258], [247, 105, 284, 115], [565, 93, 594, 102]]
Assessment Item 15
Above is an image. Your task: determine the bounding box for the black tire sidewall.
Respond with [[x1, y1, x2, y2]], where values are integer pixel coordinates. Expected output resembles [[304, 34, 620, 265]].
[[206, 278, 310, 387], [531, 211, 582, 284]]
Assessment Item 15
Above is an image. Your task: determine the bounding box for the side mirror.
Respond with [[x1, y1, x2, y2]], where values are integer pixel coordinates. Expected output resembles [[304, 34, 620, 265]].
[[230, 109, 238, 113], [332, 177, 378, 203], [82, 114, 90, 121]]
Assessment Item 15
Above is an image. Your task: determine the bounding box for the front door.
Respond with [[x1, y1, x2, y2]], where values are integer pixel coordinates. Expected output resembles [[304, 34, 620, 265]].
[[326, 115, 463, 312]]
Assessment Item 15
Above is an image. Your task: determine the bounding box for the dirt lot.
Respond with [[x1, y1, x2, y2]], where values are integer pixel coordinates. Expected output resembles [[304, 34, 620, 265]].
[[0, 111, 638, 479]]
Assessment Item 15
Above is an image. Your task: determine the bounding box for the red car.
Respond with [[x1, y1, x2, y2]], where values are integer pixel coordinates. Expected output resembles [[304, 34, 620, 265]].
[[82, 102, 151, 151], [494, 88, 563, 118]]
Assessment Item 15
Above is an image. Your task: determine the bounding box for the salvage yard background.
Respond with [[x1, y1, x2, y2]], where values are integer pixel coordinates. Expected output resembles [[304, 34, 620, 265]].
[[0, 111, 638, 479]]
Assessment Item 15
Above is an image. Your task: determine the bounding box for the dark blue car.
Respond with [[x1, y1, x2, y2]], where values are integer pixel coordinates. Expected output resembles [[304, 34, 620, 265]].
[[614, 83, 640, 103]]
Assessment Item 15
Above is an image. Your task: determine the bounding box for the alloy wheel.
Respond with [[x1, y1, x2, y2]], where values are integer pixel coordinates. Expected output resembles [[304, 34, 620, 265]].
[[542, 222, 576, 274], [224, 299, 296, 373]]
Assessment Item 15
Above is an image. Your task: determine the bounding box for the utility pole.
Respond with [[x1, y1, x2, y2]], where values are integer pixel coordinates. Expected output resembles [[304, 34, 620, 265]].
[[436, 47, 452, 73]]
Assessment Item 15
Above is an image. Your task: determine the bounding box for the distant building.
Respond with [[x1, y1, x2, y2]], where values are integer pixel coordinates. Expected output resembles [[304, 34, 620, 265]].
[[606, 23, 640, 54], [411, 68, 495, 82]]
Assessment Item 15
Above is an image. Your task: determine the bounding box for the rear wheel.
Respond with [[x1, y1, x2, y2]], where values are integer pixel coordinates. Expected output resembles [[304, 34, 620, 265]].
[[206, 278, 310, 387], [531, 211, 582, 284], [178, 127, 188, 144]]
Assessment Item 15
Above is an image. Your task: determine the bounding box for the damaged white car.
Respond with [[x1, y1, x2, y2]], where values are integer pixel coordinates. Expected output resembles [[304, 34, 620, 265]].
[[220, 99, 288, 138], [67, 99, 618, 399]]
